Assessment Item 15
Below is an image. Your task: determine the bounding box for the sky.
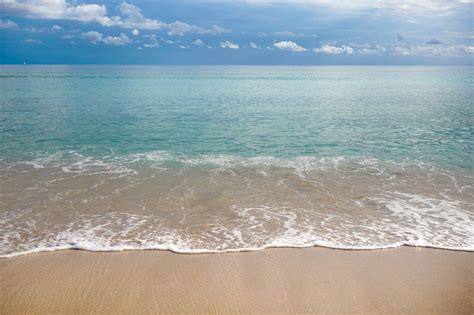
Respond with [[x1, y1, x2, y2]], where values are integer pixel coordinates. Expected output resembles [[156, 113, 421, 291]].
[[0, 0, 473, 65]]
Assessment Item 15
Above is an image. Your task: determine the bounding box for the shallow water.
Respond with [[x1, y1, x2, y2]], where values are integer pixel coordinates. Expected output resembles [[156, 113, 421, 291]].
[[0, 66, 473, 256]]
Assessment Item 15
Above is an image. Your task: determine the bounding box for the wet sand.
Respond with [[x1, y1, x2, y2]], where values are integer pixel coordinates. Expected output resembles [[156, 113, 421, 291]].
[[0, 247, 472, 314]]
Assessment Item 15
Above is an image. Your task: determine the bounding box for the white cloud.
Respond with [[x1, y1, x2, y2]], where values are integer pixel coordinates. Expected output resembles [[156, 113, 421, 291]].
[[274, 31, 297, 36], [166, 21, 230, 36], [0, 19, 18, 29], [81, 31, 103, 43], [51, 25, 61, 31], [131, 28, 139, 36], [166, 21, 198, 36], [81, 31, 130, 45], [273, 41, 307, 52], [204, 25, 231, 35], [143, 42, 158, 48], [220, 41, 239, 49], [192, 39, 204, 46], [1, 0, 107, 22], [160, 37, 181, 44], [143, 35, 159, 48], [98, 2, 165, 29], [392, 44, 473, 56], [358, 48, 381, 54], [102, 33, 130, 45], [272, 31, 315, 37], [249, 41, 259, 48], [97, 2, 231, 36], [346, 43, 387, 54], [1, 1, 231, 36], [375, 44, 387, 52], [465, 46, 474, 54], [314, 44, 353, 54], [24, 38, 42, 44]]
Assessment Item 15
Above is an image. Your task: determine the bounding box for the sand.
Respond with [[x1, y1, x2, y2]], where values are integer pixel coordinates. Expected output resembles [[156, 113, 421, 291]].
[[0, 246, 472, 314]]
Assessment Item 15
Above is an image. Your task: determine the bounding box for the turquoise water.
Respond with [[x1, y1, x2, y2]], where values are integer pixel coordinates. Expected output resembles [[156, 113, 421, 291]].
[[1, 66, 472, 168], [0, 66, 473, 256]]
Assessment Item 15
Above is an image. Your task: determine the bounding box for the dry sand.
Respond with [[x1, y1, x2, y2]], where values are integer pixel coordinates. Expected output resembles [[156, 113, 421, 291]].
[[0, 246, 472, 314]]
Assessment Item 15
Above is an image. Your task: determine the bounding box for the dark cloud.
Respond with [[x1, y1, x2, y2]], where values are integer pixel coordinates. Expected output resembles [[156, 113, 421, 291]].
[[396, 34, 404, 41], [426, 38, 443, 45]]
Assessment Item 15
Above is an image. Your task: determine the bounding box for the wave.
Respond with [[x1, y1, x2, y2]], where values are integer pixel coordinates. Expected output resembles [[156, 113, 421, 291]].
[[4, 149, 470, 175], [1, 151, 473, 258], [1, 194, 472, 258]]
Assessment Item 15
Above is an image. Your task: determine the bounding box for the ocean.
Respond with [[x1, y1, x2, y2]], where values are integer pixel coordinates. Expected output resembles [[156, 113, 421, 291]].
[[0, 65, 472, 257]]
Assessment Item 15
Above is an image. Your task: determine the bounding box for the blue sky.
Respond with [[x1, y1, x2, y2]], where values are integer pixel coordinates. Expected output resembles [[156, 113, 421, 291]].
[[1, 0, 473, 64]]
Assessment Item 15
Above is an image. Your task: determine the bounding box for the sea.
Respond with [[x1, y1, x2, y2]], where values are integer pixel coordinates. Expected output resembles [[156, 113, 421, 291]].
[[0, 65, 472, 257]]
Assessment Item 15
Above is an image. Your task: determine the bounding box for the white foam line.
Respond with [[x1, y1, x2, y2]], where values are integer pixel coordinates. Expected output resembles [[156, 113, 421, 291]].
[[1, 241, 472, 259]]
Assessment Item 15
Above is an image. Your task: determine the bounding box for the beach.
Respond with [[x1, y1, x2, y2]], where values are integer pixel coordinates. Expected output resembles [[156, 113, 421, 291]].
[[0, 246, 472, 314], [1, 66, 473, 313], [1, 0, 473, 312]]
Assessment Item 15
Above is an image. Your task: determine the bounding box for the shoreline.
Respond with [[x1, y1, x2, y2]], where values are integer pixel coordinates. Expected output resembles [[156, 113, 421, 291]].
[[1, 246, 472, 314], [1, 243, 473, 259]]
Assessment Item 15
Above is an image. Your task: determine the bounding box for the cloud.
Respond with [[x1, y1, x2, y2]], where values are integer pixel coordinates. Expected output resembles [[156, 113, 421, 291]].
[[131, 29, 139, 36], [98, 3, 230, 36], [0, 19, 18, 29], [198, 25, 231, 35], [272, 31, 315, 38], [24, 26, 58, 33], [358, 48, 381, 54], [166, 21, 201, 36], [243, 0, 469, 12], [81, 31, 103, 43], [81, 31, 130, 45], [143, 34, 159, 48], [465, 46, 474, 54], [220, 41, 239, 49], [273, 41, 307, 52], [24, 38, 42, 44], [192, 39, 204, 46], [166, 21, 230, 36], [273, 31, 298, 36], [102, 33, 130, 45], [249, 41, 259, 48], [160, 37, 181, 44], [426, 38, 443, 45], [1, 0, 107, 22], [396, 34, 404, 41], [143, 42, 158, 48], [392, 44, 472, 56], [98, 2, 165, 29], [314, 44, 353, 54], [350, 43, 386, 54], [1, 1, 230, 36]]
